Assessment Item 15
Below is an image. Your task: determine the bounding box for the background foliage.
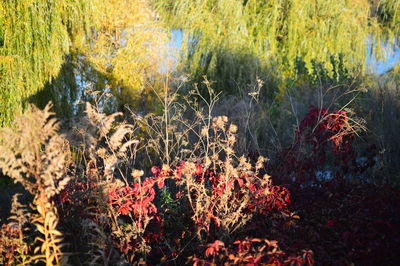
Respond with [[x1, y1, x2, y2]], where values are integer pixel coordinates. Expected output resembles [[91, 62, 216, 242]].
[[153, 0, 399, 92], [0, 0, 169, 126], [0, 0, 96, 126]]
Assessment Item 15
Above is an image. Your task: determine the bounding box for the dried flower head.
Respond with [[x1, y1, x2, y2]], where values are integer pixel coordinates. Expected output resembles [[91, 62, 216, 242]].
[[228, 124, 238, 133], [212, 116, 228, 130], [132, 169, 144, 178]]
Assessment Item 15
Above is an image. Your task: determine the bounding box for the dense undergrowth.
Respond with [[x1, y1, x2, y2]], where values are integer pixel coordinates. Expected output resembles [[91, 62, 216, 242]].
[[0, 88, 399, 265], [2, 0, 400, 265]]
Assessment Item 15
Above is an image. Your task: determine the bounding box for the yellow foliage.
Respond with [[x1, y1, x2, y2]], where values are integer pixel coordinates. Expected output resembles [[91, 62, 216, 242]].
[[154, 0, 398, 89], [84, 0, 170, 103], [0, 0, 96, 126], [0, 0, 170, 126]]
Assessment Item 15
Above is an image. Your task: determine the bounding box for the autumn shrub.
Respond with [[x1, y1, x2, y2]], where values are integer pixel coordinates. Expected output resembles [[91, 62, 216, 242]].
[[108, 171, 166, 261], [56, 99, 142, 264], [2, 95, 400, 265], [50, 99, 312, 264], [0, 223, 26, 266], [0, 194, 30, 266], [269, 105, 369, 184], [264, 104, 400, 265], [155, 160, 306, 265], [192, 238, 314, 265], [0, 103, 71, 265]]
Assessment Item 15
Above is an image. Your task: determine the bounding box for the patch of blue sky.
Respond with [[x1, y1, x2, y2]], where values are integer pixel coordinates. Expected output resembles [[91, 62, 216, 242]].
[[159, 29, 184, 73], [366, 37, 400, 74]]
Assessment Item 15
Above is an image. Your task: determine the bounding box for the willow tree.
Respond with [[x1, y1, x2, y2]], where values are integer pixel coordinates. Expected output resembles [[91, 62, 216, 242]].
[[0, 0, 97, 126], [377, 0, 400, 35], [81, 0, 170, 108], [153, 0, 400, 93], [0, 0, 170, 126]]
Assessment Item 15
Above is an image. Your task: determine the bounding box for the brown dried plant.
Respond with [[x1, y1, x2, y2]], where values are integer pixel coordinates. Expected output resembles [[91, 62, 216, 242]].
[[71, 95, 138, 183], [65, 96, 141, 264], [0, 103, 71, 265], [180, 117, 256, 240], [129, 77, 223, 168], [127, 78, 264, 241]]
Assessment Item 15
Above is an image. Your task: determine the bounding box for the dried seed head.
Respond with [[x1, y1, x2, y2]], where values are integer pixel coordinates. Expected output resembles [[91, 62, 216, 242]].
[[162, 164, 170, 171], [212, 116, 227, 130], [201, 126, 209, 137], [228, 124, 238, 133], [132, 169, 144, 178], [227, 135, 236, 145], [256, 156, 266, 171], [205, 156, 211, 168]]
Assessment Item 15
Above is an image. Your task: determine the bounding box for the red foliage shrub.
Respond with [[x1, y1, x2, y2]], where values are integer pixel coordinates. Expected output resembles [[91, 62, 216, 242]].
[[0, 224, 25, 266], [264, 106, 400, 265], [109, 177, 164, 218], [108, 175, 165, 256], [192, 238, 314, 265], [272, 106, 362, 183], [171, 161, 292, 237], [48, 107, 400, 265]]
